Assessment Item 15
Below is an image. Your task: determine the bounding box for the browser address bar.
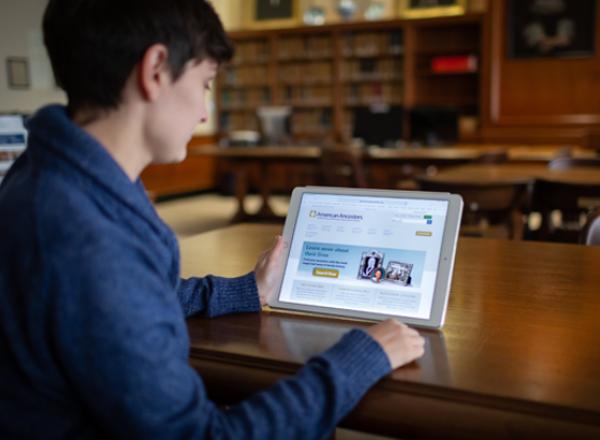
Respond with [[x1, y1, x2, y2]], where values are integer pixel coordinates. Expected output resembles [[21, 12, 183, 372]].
[[400, 218, 428, 225]]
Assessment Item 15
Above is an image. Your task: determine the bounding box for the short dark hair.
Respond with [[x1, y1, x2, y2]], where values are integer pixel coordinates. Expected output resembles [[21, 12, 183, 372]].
[[43, 0, 234, 112]]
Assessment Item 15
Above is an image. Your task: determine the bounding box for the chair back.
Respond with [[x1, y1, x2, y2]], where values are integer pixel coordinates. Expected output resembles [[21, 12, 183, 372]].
[[581, 209, 600, 246], [548, 157, 600, 170], [477, 150, 509, 164], [318, 148, 367, 188], [417, 177, 528, 239], [532, 179, 600, 242]]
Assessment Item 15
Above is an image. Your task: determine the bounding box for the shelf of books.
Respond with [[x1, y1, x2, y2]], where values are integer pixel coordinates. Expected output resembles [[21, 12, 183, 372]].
[[217, 14, 483, 145], [217, 37, 270, 134], [412, 21, 481, 125]]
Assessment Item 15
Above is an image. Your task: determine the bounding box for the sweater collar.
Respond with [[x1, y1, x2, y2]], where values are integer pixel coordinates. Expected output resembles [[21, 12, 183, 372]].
[[26, 104, 169, 237]]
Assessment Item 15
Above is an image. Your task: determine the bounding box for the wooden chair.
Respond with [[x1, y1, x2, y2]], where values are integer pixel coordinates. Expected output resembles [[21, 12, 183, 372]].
[[548, 157, 600, 170], [532, 179, 600, 243], [416, 177, 529, 240], [477, 150, 509, 164], [318, 148, 367, 188], [581, 209, 600, 246]]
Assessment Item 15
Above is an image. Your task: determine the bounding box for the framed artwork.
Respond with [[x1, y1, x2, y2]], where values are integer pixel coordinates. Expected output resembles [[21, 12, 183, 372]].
[[357, 250, 384, 280], [245, 0, 300, 29], [507, 0, 597, 58], [397, 0, 466, 19], [301, 0, 397, 25], [6, 57, 30, 90]]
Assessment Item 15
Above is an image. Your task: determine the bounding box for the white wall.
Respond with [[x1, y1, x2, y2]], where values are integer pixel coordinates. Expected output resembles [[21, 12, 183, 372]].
[[211, 0, 244, 30], [191, 1, 244, 135], [0, 0, 66, 113], [0, 0, 242, 126]]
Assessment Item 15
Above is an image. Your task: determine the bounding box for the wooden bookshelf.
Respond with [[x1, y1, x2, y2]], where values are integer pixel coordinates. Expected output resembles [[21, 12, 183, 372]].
[[217, 14, 484, 144]]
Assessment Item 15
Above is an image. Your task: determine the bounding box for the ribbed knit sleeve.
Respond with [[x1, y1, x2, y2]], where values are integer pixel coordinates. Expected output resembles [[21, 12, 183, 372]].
[[177, 272, 261, 318], [317, 328, 392, 405], [214, 328, 392, 439]]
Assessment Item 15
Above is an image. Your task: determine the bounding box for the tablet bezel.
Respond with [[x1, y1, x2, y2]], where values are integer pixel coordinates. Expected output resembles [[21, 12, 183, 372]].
[[268, 186, 463, 329]]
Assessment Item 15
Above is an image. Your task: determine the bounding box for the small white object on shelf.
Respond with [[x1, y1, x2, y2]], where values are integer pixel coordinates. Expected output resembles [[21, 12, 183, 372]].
[[0, 115, 28, 152], [337, 0, 357, 21]]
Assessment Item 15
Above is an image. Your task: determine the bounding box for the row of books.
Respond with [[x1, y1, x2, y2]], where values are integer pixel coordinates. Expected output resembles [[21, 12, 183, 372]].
[[219, 112, 333, 137], [226, 42, 475, 76], [340, 58, 403, 81], [230, 33, 404, 64], [430, 55, 479, 74], [220, 66, 269, 86], [345, 83, 403, 106], [341, 31, 404, 57], [219, 112, 259, 132], [232, 40, 269, 64], [279, 62, 332, 84], [290, 110, 332, 135], [281, 85, 332, 106], [278, 36, 333, 60], [220, 88, 271, 110]]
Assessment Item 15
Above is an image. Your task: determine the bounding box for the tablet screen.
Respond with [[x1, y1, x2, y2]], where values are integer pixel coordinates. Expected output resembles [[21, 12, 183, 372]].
[[279, 193, 449, 320]]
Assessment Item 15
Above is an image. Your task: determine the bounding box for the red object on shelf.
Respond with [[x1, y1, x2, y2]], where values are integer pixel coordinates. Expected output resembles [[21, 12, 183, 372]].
[[431, 55, 478, 73]]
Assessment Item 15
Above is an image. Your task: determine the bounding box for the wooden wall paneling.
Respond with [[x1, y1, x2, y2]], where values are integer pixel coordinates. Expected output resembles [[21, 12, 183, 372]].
[[479, 126, 593, 147], [141, 136, 217, 198], [483, 0, 600, 145]]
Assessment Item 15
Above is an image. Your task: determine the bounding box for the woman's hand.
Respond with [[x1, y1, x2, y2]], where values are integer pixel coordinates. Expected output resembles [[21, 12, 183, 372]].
[[254, 236, 286, 306]]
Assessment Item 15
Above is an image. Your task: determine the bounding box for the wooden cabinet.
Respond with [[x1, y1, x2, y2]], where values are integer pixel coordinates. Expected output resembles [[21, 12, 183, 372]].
[[141, 137, 217, 199], [481, 0, 600, 147]]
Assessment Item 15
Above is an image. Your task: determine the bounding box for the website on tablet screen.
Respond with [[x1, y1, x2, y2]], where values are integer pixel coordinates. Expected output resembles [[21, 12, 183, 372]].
[[279, 193, 449, 319]]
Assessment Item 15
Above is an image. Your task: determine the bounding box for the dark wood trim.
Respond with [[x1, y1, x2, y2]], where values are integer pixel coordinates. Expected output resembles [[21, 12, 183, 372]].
[[141, 136, 218, 198], [228, 14, 485, 39]]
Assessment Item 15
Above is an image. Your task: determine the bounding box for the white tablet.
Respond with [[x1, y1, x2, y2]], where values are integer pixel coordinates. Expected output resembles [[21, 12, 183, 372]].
[[269, 186, 463, 329]]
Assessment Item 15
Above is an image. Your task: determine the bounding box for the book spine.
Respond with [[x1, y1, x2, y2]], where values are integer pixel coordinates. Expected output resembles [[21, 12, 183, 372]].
[[431, 55, 478, 73]]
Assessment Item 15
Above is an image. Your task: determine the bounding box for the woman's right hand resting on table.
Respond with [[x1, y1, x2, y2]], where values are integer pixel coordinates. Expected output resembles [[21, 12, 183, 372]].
[[366, 319, 425, 369]]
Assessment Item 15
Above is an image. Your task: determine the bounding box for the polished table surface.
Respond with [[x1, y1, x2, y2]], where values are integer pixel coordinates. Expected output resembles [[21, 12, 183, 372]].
[[180, 224, 600, 438], [196, 145, 321, 159], [421, 163, 600, 185], [194, 144, 597, 162], [197, 145, 485, 161]]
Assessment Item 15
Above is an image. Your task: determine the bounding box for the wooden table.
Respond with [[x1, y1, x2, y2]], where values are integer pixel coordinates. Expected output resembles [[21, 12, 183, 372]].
[[197, 146, 320, 222], [418, 164, 600, 241], [180, 224, 600, 439], [421, 163, 600, 186], [194, 145, 599, 223], [194, 146, 494, 222], [365, 146, 485, 162]]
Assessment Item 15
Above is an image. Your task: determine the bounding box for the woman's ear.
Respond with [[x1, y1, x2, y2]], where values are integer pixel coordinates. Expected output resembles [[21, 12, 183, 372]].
[[138, 44, 170, 102]]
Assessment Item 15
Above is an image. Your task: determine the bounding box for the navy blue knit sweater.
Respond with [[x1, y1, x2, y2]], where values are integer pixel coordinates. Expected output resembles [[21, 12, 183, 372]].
[[0, 105, 390, 439]]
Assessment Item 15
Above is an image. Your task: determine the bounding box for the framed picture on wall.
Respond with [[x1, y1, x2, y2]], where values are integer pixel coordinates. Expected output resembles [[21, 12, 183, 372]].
[[397, 0, 466, 19], [6, 57, 30, 90], [245, 0, 300, 29], [507, 0, 597, 58]]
